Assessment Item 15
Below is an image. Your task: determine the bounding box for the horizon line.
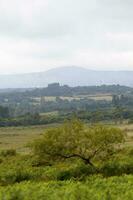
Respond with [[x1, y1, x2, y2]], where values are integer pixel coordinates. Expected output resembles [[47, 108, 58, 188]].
[[1, 66, 133, 76]]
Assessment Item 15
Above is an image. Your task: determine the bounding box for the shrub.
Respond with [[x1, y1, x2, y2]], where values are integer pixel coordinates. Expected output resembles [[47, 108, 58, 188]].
[[0, 168, 32, 185], [101, 161, 122, 176], [101, 160, 133, 177], [32, 119, 125, 169], [0, 149, 16, 157]]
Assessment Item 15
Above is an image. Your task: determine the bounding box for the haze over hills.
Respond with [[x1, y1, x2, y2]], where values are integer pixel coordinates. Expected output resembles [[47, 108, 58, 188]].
[[0, 66, 133, 88]]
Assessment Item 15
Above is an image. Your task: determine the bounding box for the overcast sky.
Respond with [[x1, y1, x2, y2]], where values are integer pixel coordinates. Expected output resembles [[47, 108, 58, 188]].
[[0, 0, 133, 74]]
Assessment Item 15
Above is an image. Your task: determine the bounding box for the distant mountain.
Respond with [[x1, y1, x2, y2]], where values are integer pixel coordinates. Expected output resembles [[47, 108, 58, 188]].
[[0, 66, 133, 88]]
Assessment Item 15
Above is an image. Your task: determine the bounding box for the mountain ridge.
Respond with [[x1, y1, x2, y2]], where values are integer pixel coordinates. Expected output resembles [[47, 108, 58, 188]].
[[0, 66, 133, 88]]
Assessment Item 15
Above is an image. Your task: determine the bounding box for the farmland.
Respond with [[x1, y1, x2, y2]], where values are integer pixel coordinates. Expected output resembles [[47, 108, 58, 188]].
[[0, 84, 133, 128], [32, 93, 112, 103]]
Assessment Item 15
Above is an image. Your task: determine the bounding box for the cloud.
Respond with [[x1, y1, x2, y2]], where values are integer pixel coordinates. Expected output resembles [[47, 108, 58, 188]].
[[72, 49, 133, 70], [0, 0, 133, 74]]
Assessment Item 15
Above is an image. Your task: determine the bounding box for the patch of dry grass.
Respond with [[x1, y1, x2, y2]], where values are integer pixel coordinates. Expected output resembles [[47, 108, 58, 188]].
[[0, 124, 57, 153]]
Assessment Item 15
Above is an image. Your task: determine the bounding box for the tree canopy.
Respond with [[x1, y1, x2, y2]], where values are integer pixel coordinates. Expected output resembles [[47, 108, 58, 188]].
[[32, 119, 125, 168]]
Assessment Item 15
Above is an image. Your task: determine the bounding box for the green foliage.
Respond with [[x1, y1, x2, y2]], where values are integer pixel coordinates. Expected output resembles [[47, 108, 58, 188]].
[[0, 149, 16, 157], [1, 84, 133, 126], [0, 156, 95, 185], [0, 119, 132, 199], [1, 153, 133, 186], [0, 175, 133, 199], [32, 120, 125, 168], [0, 106, 9, 118]]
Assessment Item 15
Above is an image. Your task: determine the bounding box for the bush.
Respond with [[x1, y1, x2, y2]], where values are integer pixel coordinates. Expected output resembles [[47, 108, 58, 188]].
[[43, 162, 96, 181], [0, 149, 16, 157], [0, 158, 3, 164], [32, 120, 125, 169], [101, 160, 133, 177], [0, 168, 32, 185], [101, 161, 122, 176]]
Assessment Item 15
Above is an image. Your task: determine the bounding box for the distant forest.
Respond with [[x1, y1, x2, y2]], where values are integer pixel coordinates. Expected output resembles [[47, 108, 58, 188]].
[[0, 83, 133, 126]]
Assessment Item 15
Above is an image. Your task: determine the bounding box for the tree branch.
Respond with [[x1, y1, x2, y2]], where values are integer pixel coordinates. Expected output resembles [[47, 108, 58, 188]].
[[51, 152, 96, 168]]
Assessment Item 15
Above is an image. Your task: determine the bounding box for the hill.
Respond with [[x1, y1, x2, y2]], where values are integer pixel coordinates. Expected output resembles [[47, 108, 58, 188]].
[[0, 66, 133, 88]]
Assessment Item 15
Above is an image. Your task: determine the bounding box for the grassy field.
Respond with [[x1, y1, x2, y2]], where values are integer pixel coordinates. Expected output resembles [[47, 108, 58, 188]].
[[40, 111, 59, 116], [32, 94, 112, 103], [76, 94, 112, 101], [0, 122, 133, 199], [0, 122, 133, 153], [0, 124, 57, 153]]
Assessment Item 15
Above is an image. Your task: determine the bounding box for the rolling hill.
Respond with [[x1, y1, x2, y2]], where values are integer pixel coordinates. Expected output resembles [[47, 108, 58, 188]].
[[0, 66, 133, 88]]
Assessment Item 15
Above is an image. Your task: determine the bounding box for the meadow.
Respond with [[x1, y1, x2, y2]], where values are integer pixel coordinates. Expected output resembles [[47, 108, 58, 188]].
[[0, 124, 57, 153], [0, 123, 132, 152], [0, 122, 133, 200], [32, 93, 112, 103]]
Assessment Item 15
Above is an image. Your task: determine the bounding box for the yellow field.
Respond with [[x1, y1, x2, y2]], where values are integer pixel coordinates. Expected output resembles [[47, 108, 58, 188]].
[[40, 111, 59, 116], [32, 94, 112, 103]]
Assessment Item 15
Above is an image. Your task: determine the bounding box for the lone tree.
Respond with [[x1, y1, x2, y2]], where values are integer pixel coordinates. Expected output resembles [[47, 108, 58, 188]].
[[32, 119, 125, 168]]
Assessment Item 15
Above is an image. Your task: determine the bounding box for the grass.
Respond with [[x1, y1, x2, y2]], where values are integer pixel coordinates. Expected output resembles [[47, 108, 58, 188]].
[[0, 122, 133, 199], [40, 111, 59, 116], [0, 122, 133, 153], [32, 94, 112, 103], [116, 124, 133, 147], [76, 94, 112, 101], [0, 124, 57, 153], [32, 96, 57, 102], [0, 175, 133, 199]]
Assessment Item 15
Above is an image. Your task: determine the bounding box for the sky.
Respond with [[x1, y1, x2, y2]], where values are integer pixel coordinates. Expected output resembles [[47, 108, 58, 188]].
[[0, 0, 133, 74]]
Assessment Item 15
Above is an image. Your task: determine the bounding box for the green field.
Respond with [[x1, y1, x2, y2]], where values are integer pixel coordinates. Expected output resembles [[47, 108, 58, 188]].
[[32, 94, 112, 103], [0, 122, 133, 200], [40, 111, 59, 116]]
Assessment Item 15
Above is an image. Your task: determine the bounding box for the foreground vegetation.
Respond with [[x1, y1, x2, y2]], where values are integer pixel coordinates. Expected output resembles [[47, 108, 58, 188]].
[[1, 85, 133, 199], [0, 120, 133, 199], [1, 175, 133, 200]]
